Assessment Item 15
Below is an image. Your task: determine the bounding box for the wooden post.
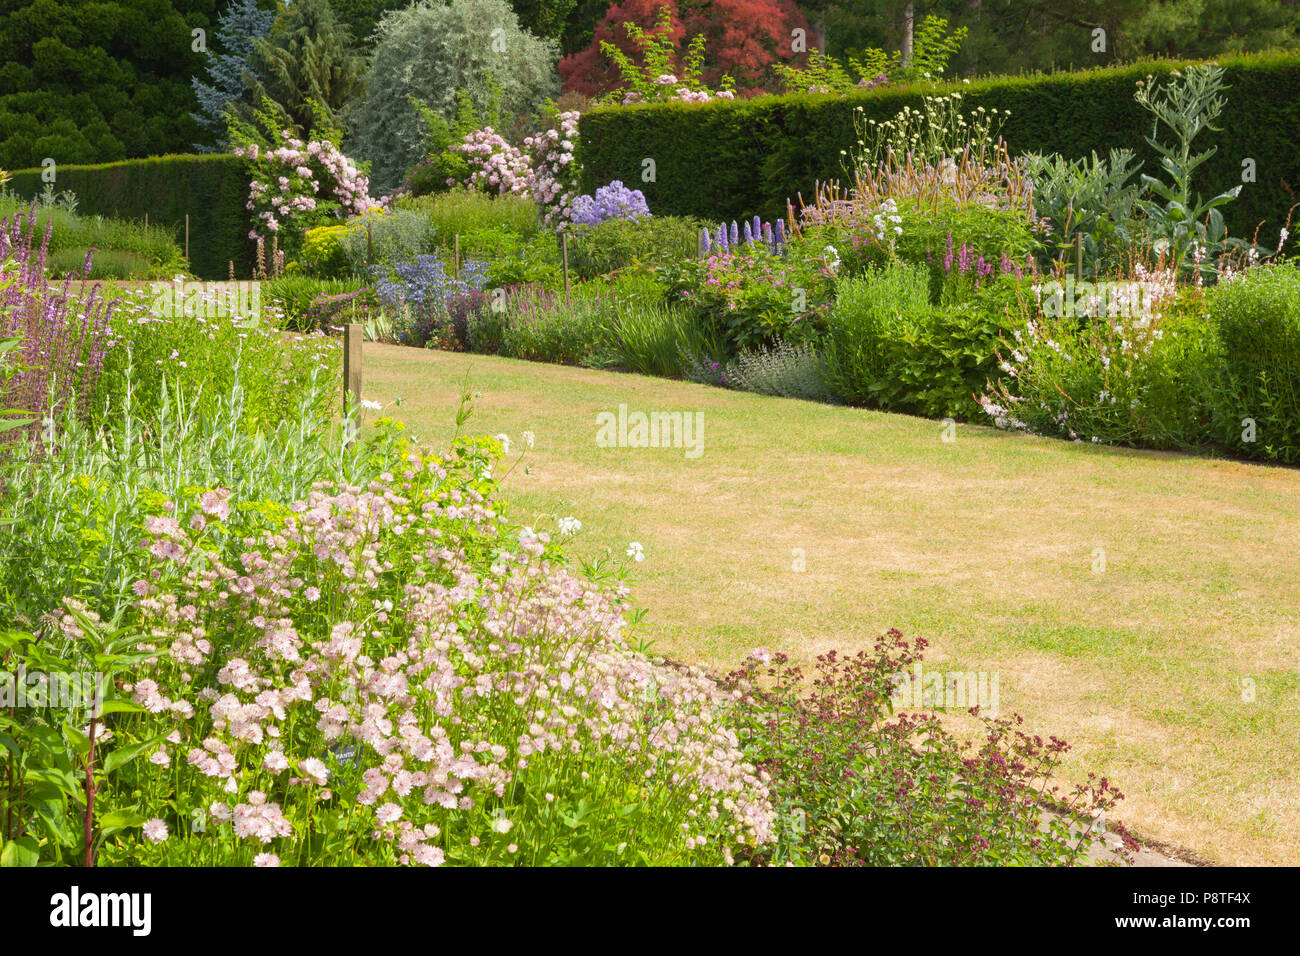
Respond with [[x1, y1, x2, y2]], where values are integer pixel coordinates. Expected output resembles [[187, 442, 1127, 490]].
[[343, 323, 362, 437], [366, 221, 374, 272], [561, 232, 571, 306], [185, 214, 190, 264], [144, 213, 148, 228], [453, 233, 460, 278], [1074, 231, 1083, 282]]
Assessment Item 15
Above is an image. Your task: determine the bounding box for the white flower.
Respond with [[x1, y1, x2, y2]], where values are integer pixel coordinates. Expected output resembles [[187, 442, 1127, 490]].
[[558, 516, 582, 536], [492, 816, 514, 833], [522, 430, 535, 449], [360, 399, 382, 411], [494, 433, 511, 453], [626, 542, 645, 562]]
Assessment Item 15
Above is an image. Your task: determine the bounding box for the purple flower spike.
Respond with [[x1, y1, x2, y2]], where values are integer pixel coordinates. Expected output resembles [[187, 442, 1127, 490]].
[[752, 215, 761, 238], [743, 221, 754, 244], [701, 229, 711, 254], [730, 221, 739, 248], [774, 219, 785, 246]]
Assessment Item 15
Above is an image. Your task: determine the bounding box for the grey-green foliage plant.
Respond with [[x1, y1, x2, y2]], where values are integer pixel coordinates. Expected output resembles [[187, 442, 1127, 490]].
[[723, 339, 836, 403], [1022, 148, 1144, 276], [1133, 63, 1243, 275], [336, 209, 437, 275], [348, 0, 560, 195]]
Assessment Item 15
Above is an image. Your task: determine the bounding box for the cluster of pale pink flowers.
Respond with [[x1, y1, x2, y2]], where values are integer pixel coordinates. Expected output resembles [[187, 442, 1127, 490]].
[[235, 133, 387, 242], [101, 445, 774, 866], [453, 128, 532, 196], [622, 75, 735, 106], [522, 111, 581, 231], [456, 111, 584, 232]]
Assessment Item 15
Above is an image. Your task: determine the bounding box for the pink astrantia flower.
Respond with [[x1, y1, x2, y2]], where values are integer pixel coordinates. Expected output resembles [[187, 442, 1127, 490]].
[[142, 818, 169, 843]]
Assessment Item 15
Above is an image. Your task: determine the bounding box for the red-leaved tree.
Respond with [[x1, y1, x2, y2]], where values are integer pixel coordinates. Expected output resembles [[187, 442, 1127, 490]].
[[559, 0, 808, 97]]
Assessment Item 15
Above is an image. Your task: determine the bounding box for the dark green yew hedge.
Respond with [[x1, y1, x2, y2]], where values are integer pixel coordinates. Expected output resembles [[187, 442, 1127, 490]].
[[7, 154, 252, 279], [579, 51, 1300, 243]]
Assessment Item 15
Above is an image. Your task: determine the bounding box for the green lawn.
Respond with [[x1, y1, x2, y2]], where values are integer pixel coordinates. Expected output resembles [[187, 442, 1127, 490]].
[[364, 341, 1300, 865]]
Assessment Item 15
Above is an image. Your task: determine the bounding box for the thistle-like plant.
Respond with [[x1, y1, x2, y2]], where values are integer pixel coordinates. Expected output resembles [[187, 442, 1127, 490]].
[[1133, 64, 1242, 275]]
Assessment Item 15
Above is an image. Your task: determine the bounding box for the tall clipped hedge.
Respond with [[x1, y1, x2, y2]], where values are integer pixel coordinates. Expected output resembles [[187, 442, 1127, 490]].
[[6, 155, 252, 279], [579, 51, 1300, 243]]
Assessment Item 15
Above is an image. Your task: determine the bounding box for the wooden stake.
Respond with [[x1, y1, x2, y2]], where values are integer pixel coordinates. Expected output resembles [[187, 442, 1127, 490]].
[[1074, 232, 1083, 282], [366, 221, 374, 271], [561, 232, 571, 306], [343, 323, 363, 439]]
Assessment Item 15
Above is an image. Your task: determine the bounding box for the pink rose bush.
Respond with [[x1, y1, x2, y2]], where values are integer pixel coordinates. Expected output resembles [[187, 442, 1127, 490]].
[[75, 430, 772, 866]]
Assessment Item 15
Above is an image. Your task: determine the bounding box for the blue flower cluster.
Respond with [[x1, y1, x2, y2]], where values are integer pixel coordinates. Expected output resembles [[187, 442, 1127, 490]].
[[702, 216, 786, 256], [373, 254, 489, 313], [570, 180, 652, 229]]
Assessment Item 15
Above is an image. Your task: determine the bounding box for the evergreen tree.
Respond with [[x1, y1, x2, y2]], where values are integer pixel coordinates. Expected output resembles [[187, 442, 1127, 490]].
[[229, 0, 367, 141], [191, 0, 277, 150]]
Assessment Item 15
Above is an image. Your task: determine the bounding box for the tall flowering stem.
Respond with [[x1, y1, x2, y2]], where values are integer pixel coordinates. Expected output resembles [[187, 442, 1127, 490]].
[[0, 210, 114, 433]]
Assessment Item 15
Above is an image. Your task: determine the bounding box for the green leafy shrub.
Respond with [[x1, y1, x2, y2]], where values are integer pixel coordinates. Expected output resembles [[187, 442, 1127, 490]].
[[822, 261, 932, 408], [894, 277, 1028, 421], [473, 230, 564, 289], [1208, 265, 1300, 462], [661, 240, 837, 353], [569, 215, 708, 279], [399, 188, 541, 246]]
